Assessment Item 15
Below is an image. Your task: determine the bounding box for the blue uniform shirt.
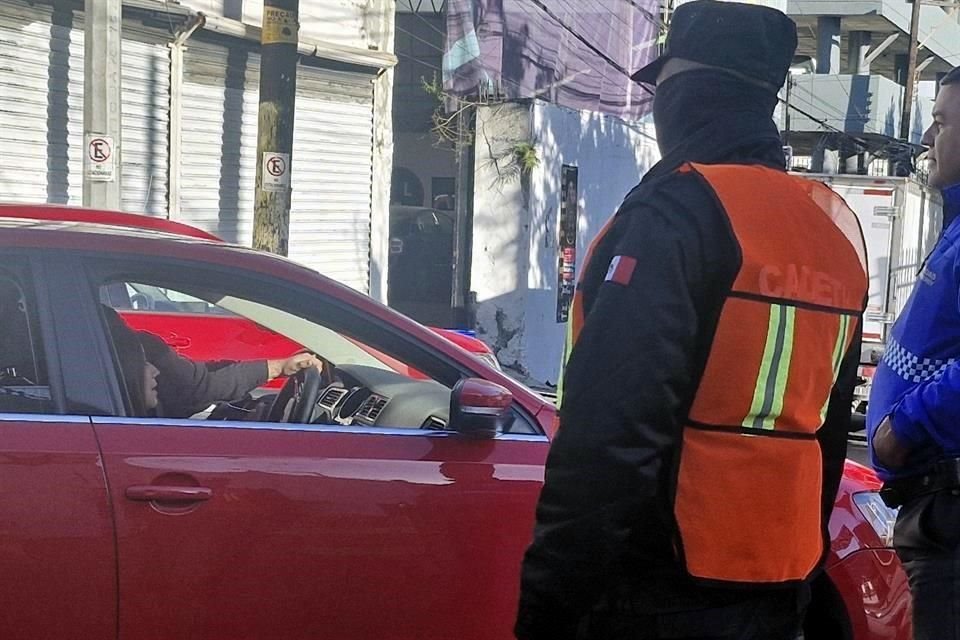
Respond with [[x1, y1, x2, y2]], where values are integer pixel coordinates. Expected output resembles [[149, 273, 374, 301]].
[[868, 183, 960, 480]]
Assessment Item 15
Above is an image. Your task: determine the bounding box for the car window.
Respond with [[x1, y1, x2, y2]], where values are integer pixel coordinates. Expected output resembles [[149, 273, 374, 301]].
[[0, 267, 53, 414], [101, 280, 233, 315], [96, 276, 460, 431]]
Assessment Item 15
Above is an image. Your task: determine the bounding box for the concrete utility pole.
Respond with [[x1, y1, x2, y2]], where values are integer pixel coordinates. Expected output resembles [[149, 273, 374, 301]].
[[253, 0, 300, 255], [894, 0, 923, 176], [899, 0, 923, 145], [83, 0, 122, 209]]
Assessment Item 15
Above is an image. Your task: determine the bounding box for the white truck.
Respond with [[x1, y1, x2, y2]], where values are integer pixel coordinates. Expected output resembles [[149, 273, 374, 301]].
[[799, 173, 944, 417]]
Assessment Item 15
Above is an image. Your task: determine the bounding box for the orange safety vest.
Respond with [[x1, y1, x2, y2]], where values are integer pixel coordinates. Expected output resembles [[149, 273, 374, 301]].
[[560, 163, 868, 585]]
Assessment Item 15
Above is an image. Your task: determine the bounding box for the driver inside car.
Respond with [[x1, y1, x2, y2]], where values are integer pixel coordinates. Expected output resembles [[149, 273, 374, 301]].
[[104, 305, 321, 418]]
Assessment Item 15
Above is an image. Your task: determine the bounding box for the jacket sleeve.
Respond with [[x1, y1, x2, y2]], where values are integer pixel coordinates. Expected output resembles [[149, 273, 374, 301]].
[[887, 362, 960, 452], [818, 320, 860, 549], [884, 278, 960, 452], [515, 195, 735, 640], [139, 331, 269, 418]]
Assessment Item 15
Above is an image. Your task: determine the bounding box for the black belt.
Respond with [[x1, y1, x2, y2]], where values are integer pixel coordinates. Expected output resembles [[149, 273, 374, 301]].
[[880, 458, 960, 508]]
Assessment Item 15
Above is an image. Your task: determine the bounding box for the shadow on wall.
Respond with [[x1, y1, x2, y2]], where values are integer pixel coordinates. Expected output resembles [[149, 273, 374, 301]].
[[845, 75, 872, 135], [883, 97, 898, 139], [46, 2, 74, 205], [141, 45, 161, 215], [912, 94, 927, 145], [529, 103, 659, 294], [217, 45, 249, 244]]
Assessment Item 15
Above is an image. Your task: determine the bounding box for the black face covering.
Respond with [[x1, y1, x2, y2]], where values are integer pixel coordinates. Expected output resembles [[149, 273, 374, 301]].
[[649, 69, 783, 176]]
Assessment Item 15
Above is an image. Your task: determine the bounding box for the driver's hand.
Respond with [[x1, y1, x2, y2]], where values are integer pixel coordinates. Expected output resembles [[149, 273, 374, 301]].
[[268, 353, 323, 379]]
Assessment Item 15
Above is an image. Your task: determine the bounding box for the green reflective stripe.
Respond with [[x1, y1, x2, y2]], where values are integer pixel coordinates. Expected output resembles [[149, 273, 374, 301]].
[[820, 315, 851, 422], [764, 306, 796, 429], [744, 306, 781, 428], [744, 305, 796, 430]]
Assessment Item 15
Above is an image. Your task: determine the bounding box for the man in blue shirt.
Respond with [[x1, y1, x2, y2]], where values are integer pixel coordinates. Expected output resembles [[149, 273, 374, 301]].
[[869, 66, 960, 640]]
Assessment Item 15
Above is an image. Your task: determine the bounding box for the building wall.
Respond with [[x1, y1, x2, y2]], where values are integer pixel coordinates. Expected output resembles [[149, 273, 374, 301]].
[[786, 74, 935, 145], [393, 131, 457, 206], [0, 0, 394, 297], [471, 100, 659, 387], [176, 0, 395, 298], [471, 102, 533, 376], [181, 0, 385, 51]]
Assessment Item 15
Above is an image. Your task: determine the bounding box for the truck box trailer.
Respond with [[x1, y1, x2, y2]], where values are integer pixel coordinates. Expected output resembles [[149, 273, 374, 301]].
[[798, 173, 943, 411]]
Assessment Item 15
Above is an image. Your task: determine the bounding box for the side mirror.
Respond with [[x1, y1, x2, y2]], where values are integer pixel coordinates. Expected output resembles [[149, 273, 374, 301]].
[[449, 378, 513, 439]]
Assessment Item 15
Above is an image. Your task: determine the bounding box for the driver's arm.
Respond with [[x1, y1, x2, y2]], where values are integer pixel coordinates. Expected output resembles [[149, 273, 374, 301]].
[[139, 331, 271, 418]]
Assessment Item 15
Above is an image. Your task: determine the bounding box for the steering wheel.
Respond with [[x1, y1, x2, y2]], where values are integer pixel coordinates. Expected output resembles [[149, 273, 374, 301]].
[[130, 293, 154, 310], [267, 366, 325, 424]]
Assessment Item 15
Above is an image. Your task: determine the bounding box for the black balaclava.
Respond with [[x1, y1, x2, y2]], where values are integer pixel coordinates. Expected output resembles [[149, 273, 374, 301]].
[[649, 69, 783, 177]]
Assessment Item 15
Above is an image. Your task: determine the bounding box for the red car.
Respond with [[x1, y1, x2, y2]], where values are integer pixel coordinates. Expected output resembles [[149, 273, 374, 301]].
[[0, 204, 908, 639]]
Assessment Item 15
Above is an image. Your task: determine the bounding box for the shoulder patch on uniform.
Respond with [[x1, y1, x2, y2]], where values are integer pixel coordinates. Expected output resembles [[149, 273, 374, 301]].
[[605, 255, 637, 286]]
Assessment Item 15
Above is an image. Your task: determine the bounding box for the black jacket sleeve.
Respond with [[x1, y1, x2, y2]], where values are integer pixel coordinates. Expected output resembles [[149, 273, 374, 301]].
[[139, 331, 269, 418], [516, 179, 739, 640], [817, 320, 861, 553]]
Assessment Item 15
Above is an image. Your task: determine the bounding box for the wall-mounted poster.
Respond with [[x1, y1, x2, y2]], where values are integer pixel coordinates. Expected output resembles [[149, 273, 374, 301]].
[[556, 165, 579, 323]]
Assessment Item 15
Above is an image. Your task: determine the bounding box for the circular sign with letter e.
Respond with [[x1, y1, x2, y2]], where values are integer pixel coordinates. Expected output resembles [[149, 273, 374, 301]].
[[262, 152, 290, 192], [85, 134, 115, 182]]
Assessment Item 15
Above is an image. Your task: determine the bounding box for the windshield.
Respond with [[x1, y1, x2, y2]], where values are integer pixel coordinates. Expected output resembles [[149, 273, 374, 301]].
[[213, 295, 395, 372]]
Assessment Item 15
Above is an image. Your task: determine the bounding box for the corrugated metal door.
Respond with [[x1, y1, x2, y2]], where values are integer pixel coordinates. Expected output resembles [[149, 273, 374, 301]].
[[120, 26, 170, 216], [0, 1, 169, 214], [289, 63, 374, 292], [179, 37, 259, 243], [0, 0, 80, 204], [179, 36, 374, 293]]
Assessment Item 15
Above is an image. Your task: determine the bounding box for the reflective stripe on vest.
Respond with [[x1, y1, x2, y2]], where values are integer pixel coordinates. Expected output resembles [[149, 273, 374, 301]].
[[676, 163, 867, 585]]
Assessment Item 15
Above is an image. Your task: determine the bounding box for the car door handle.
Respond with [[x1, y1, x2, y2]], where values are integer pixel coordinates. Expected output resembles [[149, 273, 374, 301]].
[[125, 485, 213, 503]]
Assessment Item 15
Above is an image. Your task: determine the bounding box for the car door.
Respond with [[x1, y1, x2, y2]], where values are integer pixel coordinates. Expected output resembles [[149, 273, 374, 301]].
[[74, 255, 548, 640], [0, 254, 116, 638]]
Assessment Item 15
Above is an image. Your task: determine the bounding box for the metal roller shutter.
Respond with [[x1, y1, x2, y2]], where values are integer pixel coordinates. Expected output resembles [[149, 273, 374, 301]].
[[0, 1, 169, 214], [179, 36, 374, 293], [120, 27, 170, 216], [289, 64, 373, 293], [179, 37, 259, 243], [0, 0, 81, 204]]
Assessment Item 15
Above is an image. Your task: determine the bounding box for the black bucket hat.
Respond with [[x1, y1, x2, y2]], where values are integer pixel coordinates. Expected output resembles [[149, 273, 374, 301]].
[[632, 0, 798, 91]]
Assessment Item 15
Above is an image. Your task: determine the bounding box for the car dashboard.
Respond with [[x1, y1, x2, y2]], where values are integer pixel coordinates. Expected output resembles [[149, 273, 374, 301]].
[[316, 364, 452, 430]]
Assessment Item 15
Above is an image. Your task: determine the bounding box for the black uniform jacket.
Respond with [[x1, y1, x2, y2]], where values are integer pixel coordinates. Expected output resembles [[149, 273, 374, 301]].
[[515, 105, 861, 640]]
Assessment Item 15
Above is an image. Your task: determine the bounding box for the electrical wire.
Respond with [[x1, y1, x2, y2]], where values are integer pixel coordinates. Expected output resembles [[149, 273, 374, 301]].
[[785, 76, 927, 159], [395, 23, 530, 95], [524, 0, 635, 80], [405, 0, 659, 109], [396, 15, 653, 107], [513, 0, 655, 97], [549, 0, 650, 53]]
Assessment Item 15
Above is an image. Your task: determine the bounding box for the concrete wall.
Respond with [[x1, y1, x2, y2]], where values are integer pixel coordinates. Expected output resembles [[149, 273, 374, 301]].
[[471, 100, 659, 387], [367, 0, 396, 304], [788, 74, 934, 145], [788, 0, 960, 68], [471, 102, 534, 377]]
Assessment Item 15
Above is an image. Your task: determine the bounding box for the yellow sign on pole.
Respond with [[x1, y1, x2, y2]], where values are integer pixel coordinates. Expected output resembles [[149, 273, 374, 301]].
[[262, 7, 298, 45]]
